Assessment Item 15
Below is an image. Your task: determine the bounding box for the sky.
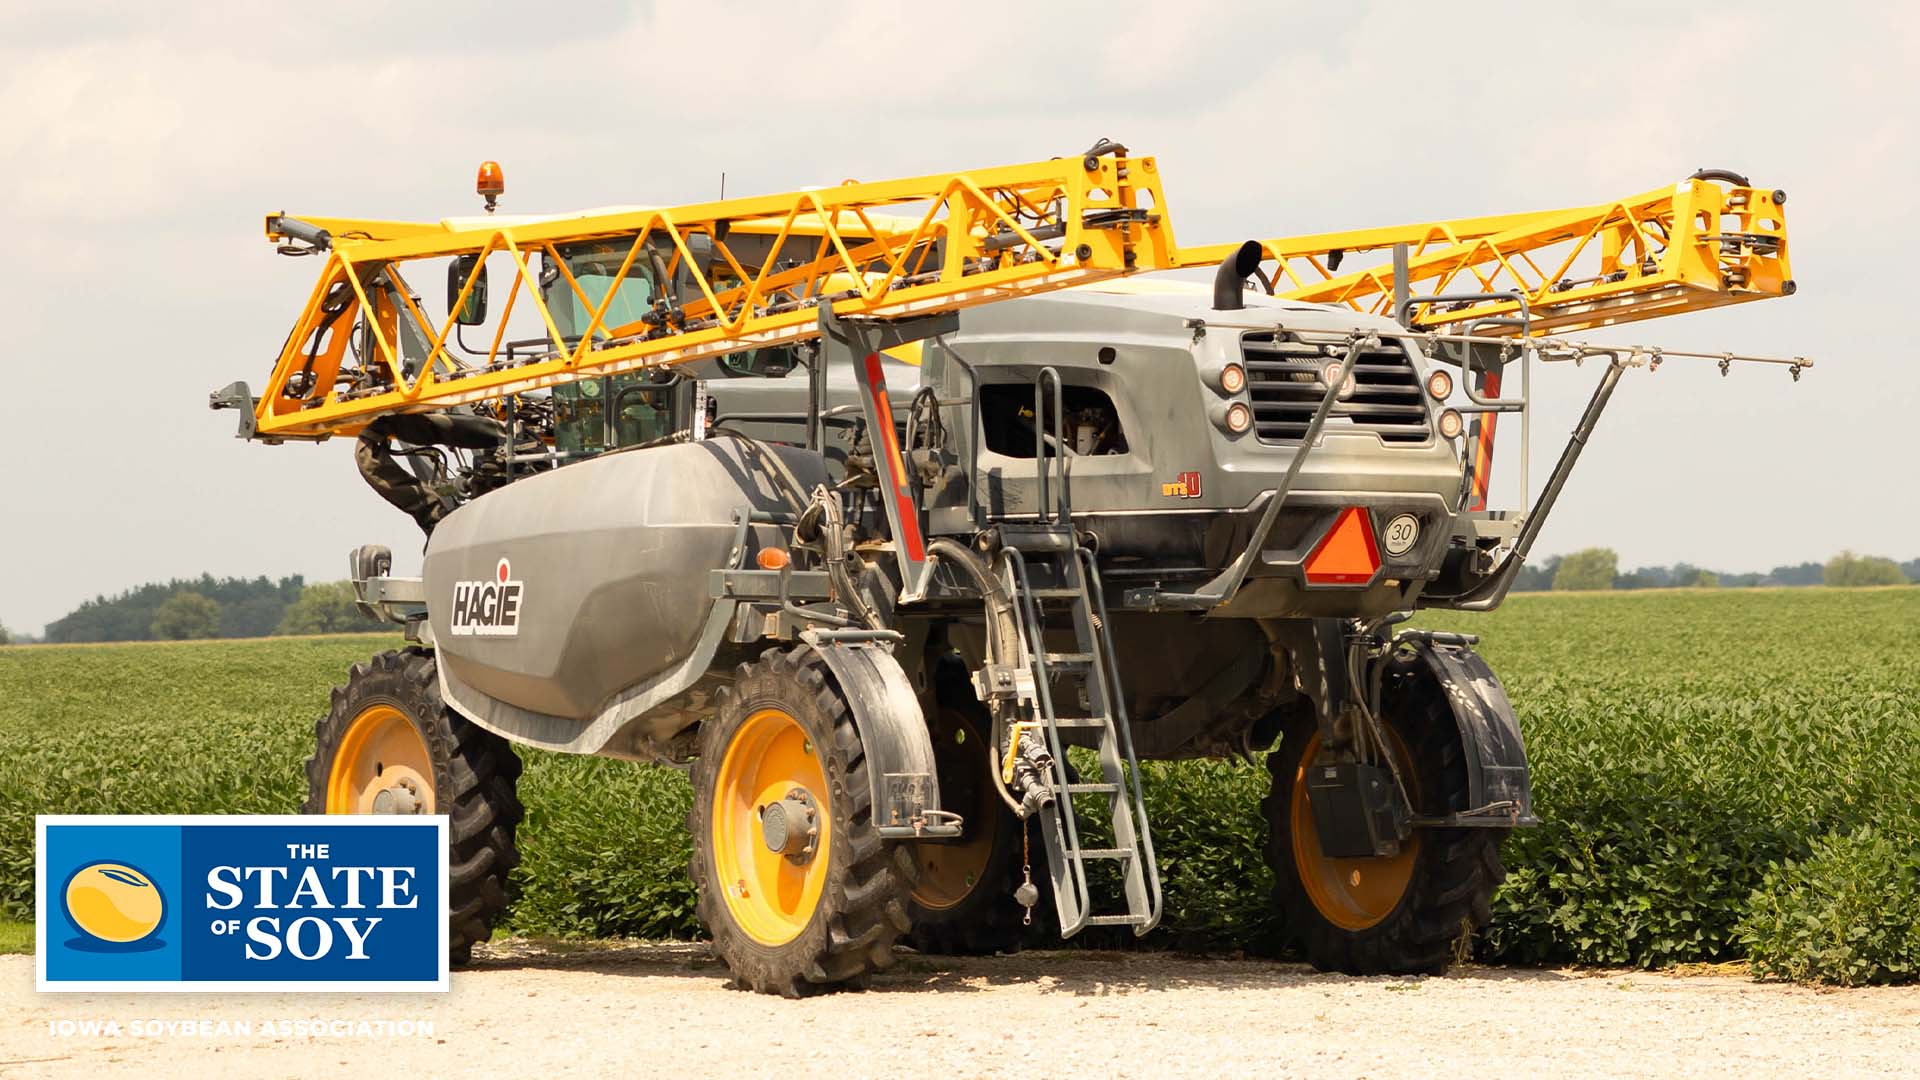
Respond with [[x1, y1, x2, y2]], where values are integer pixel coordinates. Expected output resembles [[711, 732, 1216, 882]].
[[2, 0, 1916, 635]]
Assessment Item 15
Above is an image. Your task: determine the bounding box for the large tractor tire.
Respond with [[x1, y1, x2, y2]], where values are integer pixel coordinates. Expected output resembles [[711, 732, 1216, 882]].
[[903, 678, 1032, 956], [303, 648, 524, 966], [1261, 662, 1507, 975], [689, 647, 916, 997]]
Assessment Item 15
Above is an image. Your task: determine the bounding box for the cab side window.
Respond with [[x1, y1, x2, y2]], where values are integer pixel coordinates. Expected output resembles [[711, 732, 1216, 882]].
[[979, 383, 1129, 458]]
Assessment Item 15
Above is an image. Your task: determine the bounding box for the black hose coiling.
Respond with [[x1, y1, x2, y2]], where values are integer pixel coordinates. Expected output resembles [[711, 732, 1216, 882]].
[[805, 485, 884, 631], [925, 538, 1027, 816]]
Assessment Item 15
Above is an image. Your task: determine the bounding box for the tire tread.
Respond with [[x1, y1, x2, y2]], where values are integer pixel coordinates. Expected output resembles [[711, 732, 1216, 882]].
[[1260, 660, 1508, 976], [302, 648, 522, 968], [689, 646, 914, 997]]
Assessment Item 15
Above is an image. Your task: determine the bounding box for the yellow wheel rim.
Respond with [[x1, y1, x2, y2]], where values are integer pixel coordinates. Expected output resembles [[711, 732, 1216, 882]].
[[1289, 730, 1420, 931], [325, 703, 435, 815], [710, 707, 832, 946], [909, 708, 996, 911]]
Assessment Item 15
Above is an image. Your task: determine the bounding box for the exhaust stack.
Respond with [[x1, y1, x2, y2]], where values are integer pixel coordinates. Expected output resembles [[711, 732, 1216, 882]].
[[1212, 240, 1264, 311]]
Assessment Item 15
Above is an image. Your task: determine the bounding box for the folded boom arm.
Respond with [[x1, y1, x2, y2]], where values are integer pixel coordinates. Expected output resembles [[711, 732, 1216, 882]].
[[227, 150, 1795, 444], [241, 151, 1174, 441], [1174, 171, 1792, 335]]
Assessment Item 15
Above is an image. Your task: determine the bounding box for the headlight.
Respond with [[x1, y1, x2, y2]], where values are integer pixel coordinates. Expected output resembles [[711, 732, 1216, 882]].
[[1437, 408, 1464, 439], [1223, 401, 1253, 434], [1218, 363, 1247, 394], [1425, 369, 1453, 400]]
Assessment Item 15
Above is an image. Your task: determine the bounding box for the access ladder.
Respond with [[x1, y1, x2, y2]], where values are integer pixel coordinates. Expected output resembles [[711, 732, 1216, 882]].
[[999, 525, 1163, 937]]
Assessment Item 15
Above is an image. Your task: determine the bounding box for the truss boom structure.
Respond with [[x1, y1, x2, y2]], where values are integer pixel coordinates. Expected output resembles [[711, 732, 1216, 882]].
[[1176, 173, 1793, 335], [248, 152, 1173, 439], [239, 150, 1795, 442]]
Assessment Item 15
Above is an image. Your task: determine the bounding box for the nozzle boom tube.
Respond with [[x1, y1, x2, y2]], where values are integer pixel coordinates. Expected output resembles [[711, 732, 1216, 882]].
[[268, 215, 333, 251], [1436, 355, 1628, 611]]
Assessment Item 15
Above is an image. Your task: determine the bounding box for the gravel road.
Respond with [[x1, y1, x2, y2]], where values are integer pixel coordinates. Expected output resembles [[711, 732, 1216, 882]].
[[5, 942, 1917, 1078]]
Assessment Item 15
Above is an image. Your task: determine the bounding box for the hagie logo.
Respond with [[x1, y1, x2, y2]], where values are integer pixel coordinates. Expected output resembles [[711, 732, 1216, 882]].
[[451, 558, 523, 637], [1161, 470, 1202, 499], [38, 815, 447, 992]]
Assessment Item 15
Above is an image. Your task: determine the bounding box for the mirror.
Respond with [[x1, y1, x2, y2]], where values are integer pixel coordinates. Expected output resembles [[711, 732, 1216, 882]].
[[448, 254, 489, 325]]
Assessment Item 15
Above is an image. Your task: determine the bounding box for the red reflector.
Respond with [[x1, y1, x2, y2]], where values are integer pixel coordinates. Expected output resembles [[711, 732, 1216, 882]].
[[1303, 507, 1381, 585]]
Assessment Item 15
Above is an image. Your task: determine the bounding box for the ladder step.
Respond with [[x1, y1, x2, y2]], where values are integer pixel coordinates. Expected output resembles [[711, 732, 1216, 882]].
[[1006, 541, 1163, 938]]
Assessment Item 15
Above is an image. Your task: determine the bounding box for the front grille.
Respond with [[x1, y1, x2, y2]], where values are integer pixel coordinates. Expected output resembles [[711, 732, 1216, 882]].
[[1240, 331, 1430, 445]]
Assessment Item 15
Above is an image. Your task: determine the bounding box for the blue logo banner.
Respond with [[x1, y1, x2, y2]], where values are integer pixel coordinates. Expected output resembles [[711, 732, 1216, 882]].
[[37, 815, 447, 992]]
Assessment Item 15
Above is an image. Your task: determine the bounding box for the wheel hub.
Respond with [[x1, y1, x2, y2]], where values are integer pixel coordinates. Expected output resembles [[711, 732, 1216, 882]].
[[371, 775, 426, 815], [1289, 730, 1421, 931], [709, 706, 835, 947], [760, 789, 819, 862], [325, 704, 435, 816]]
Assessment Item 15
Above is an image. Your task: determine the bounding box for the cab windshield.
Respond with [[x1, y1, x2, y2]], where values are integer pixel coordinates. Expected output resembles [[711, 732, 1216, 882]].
[[544, 241, 659, 343], [552, 375, 678, 455]]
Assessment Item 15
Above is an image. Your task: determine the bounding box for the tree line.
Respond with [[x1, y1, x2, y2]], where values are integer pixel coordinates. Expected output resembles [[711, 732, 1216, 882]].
[[1513, 550, 1918, 592], [24, 574, 386, 644], [4, 549, 1913, 644]]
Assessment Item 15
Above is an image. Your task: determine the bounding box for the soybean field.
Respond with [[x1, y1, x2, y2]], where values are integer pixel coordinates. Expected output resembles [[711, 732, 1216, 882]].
[[2, 589, 1915, 984]]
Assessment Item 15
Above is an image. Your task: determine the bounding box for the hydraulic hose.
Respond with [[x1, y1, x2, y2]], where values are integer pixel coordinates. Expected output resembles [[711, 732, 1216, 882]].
[[804, 485, 885, 631], [925, 537, 1027, 817]]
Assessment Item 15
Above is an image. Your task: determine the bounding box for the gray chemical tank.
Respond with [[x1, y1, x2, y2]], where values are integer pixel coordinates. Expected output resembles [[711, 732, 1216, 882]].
[[423, 436, 825, 748]]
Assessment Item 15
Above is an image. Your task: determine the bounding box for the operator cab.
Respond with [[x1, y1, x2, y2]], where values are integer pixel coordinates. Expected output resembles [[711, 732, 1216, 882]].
[[535, 240, 805, 456]]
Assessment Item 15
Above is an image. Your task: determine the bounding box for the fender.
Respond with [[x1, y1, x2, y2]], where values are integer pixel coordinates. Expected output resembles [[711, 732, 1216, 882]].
[[1402, 639, 1538, 827], [799, 633, 958, 839]]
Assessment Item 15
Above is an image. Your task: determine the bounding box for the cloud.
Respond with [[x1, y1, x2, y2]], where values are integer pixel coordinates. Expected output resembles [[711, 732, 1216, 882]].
[[2, 1, 1916, 631]]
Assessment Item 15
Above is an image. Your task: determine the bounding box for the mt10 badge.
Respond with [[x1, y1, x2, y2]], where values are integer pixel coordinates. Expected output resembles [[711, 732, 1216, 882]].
[[450, 558, 523, 637], [1161, 470, 1202, 499]]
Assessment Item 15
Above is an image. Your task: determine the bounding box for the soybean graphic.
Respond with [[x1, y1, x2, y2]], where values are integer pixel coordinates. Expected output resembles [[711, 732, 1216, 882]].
[[64, 862, 165, 943]]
